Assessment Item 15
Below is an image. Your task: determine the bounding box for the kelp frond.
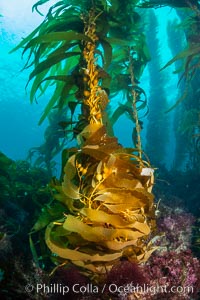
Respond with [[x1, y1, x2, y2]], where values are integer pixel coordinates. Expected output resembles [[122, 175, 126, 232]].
[[46, 124, 157, 280], [11, 0, 150, 128]]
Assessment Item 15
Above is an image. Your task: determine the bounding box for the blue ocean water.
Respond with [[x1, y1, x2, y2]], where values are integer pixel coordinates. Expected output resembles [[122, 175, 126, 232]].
[[0, 1, 48, 160], [0, 3, 179, 169]]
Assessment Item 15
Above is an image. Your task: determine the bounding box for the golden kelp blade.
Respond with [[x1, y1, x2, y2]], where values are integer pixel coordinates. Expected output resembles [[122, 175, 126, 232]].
[[45, 223, 122, 262], [45, 124, 157, 279], [80, 208, 149, 232], [63, 215, 147, 242]]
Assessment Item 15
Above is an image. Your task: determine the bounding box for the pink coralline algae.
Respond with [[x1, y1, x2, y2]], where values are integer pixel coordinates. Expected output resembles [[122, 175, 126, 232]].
[[120, 204, 200, 300], [139, 250, 200, 300], [155, 205, 195, 252]]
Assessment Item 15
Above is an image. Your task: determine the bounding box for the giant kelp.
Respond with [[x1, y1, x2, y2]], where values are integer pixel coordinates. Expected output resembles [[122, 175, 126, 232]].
[[145, 10, 170, 166], [164, 7, 200, 171], [11, 0, 150, 131], [139, 1, 200, 172], [12, 0, 157, 282], [45, 123, 156, 279]]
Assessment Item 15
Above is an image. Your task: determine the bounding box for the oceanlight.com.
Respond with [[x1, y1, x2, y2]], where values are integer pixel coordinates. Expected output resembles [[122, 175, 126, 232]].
[[115, 283, 194, 296], [24, 282, 194, 296]]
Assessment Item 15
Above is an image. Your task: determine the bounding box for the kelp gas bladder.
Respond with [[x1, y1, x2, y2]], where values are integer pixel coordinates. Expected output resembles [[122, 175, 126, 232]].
[[14, 0, 157, 281]]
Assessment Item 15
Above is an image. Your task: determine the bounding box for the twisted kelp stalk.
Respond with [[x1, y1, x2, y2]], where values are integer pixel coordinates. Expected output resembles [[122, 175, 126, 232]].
[[45, 8, 157, 281], [81, 9, 108, 124], [129, 47, 143, 160]]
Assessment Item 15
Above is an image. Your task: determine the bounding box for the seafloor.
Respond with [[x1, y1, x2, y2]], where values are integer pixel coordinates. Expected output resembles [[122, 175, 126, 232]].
[[0, 152, 200, 300]]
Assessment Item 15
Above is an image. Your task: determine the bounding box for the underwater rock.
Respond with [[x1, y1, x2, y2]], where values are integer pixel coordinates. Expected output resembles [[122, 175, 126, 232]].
[[156, 204, 195, 252], [139, 250, 200, 300]]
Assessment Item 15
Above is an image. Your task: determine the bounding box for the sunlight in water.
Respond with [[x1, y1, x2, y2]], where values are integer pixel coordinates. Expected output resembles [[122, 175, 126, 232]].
[[155, 7, 181, 105], [0, 1, 54, 34]]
